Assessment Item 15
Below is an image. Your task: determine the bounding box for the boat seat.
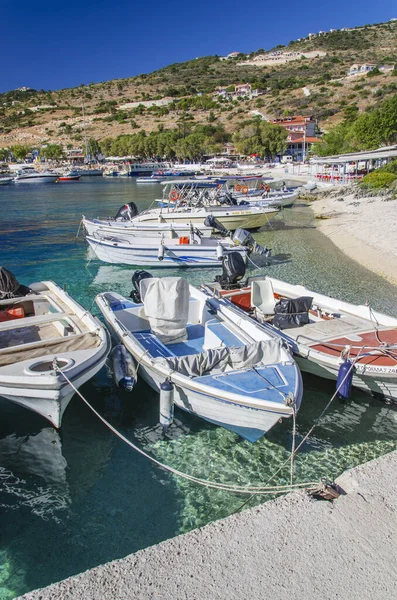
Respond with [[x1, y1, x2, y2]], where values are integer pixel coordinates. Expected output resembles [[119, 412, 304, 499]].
[[0, 312, 72, 333], [203, 318, 245, 350], [251, 280, 276, 316]]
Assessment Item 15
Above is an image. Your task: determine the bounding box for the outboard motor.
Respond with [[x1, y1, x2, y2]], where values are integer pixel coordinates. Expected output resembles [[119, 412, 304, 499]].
[[232, 228, 271, 257], [204, 214, 230, 237], [114, 202, 139, 221], [0, 267, 31, 300], [219, 192, 238, 206], [129, 270, 153, 303], [214, 252, 246, 290]]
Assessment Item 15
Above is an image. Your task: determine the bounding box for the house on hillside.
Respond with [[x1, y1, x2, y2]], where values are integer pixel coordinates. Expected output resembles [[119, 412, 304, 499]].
[[271, 115, 316, 137], [347, 63, 377, 76], [234, 83, 263, 98], [213, 87, 232, 100]]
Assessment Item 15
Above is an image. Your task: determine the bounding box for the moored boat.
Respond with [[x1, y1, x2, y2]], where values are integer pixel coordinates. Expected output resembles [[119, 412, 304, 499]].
[[203, 272, 397, 401], [0, 177, 14, 185], [85, 233, 249, 268], [82, 214, 213, 240], [0, 268, 111, 427], [57, 170, 80, 181], [96, 276, 302, 441], [14, 169, 58, 183]]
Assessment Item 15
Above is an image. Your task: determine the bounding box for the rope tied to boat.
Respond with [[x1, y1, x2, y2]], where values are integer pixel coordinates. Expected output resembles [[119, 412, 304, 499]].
[[232, 353, 359, 514], [52, 362, 319, 496]]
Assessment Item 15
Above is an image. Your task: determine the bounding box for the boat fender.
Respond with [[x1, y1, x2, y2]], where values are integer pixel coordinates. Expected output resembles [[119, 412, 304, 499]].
[[111, 345, 137, 391], [216, 244, 224, 260], [158, 244, 165, 261], [160, 379, 174, 429], [336, 359, 353, 402]]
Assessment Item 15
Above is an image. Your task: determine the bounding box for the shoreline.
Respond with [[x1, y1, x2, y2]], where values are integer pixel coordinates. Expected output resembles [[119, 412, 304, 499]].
[[307, 187, 397, 286]]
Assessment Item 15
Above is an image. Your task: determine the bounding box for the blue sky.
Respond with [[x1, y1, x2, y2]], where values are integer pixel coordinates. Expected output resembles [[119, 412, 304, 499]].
[[1, 0, 395, 92]]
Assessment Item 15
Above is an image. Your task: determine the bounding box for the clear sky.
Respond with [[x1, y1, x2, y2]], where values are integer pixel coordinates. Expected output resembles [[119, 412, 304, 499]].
[[1, 0, 395, 93]]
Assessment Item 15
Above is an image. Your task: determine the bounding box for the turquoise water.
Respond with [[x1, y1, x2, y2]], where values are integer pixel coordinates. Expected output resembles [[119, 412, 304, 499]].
[[1, 178, 397, 599]]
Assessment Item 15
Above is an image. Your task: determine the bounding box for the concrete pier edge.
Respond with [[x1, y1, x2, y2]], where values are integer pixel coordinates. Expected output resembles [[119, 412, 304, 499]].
[[17, 448, 397, 600]]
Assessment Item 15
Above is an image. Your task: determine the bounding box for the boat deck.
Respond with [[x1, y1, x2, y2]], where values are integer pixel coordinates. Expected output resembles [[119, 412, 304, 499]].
[[135, 320, 245, 359]]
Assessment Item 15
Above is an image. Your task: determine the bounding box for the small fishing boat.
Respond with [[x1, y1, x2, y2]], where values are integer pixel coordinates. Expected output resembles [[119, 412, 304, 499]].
[[86, 232, 249, 268], [203, 270, 397, 401], [82, 213, 213, 241], [0, 268, 111, 427], [96, 275, 302, 441], [0, 177, 14, 185], [57, 170, 80, 182]]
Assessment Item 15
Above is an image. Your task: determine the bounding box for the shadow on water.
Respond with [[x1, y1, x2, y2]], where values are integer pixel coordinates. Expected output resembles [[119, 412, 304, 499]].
[[1, 181, 397, 597]]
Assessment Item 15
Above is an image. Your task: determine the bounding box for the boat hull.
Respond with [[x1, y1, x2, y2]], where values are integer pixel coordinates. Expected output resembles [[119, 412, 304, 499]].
[[134, 208, 278, 231], [82, 218, 213, 239], [14, 175, 58, 183], [86, 236, 247, 267], [138, 362, 289, 442]]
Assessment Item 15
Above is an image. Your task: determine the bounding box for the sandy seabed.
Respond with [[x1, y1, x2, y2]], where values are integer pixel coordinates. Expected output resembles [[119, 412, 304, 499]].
[[309, 188, 397, 285]]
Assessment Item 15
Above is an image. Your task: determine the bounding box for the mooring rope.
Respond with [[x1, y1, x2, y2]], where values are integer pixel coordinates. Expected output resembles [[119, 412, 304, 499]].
[[53, 363, 319, 496], [231, 353, 358, 513]]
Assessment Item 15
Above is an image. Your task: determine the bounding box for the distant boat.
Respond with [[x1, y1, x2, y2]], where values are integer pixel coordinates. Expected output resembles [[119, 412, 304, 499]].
[[75, 168, 103, 177], [57, 170, 80, 182], [0, 177, 14, 185], [128, 162, 169, 176], [14, 169, 58, 183]]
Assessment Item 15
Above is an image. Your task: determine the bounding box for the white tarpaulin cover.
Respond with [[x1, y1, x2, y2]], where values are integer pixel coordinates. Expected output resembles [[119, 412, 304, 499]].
[[143, 277, 189, 344]]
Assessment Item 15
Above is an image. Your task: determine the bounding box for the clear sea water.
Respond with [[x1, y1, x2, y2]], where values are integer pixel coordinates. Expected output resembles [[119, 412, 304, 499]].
[[1, 177, 397, 599]]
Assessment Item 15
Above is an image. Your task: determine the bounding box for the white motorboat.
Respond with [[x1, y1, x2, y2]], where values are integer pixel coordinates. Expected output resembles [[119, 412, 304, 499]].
[[136, 176, 164, 184], [0, 177, 14, 185], [0, 270, 111, 427], [82, 215, 213, 241], [132, 204, 278, 231], [246, 190, 299, 209], [86, 233, 249, 268], [96, 276, 302, 442], [14, 168, 58, 183], [205, 274, 397, 401]]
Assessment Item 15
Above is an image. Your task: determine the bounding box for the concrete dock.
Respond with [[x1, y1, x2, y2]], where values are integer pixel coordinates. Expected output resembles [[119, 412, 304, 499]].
[[18, 450, 397, 600]]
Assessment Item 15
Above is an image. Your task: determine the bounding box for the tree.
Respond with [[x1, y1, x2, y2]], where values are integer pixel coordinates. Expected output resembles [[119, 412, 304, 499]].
[[11, 144, 31, 161], [259, 122, 288, 159], [87, 138, 101, 159], [0, 147, 9, 161], [40, 144, 64, 162]]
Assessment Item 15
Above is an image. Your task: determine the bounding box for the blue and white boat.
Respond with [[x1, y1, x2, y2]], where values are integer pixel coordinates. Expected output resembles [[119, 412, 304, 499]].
[[85, 232, 248, 268], [96, 277, 302, 441]]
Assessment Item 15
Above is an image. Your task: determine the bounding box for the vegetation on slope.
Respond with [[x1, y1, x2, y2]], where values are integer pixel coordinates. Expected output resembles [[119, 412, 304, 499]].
[[0, 19, 397, 152]]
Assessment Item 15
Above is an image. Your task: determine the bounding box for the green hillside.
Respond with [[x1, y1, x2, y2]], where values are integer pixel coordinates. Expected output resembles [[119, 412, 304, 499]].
[[1, 19, 397, 153]]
